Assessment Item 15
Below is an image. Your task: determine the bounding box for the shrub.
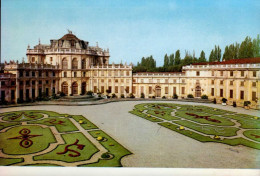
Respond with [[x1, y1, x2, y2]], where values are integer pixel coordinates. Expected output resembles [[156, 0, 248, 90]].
[[152, 96, 155, 99], [201, 95, 208, 99], [129, 93, 135, 98], [101, 152, 110, 159], [233, 101, 237, 107], [222, 98, 227, 103], [121, 94, 125, 98], [213, 98, 217, 104], [187, 94, 194, 98], [173, 94, 178, 99], [141, 93, 145, 98], [59, 92, 66, 97], [244, 101, 251, 107], [17, 98, 24, 104], [112, 93, 117, 98], [0, 100, 8, 105], [98, 94, 102, 98], [86, 91, 93, 96], [162, 96, 166, 99]]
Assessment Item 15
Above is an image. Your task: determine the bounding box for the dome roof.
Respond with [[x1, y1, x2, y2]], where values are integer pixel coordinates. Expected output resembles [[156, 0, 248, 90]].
[[59, 33, 79, 41]]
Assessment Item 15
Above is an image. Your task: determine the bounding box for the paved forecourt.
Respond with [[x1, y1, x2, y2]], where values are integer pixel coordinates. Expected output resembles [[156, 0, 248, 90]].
[[0, 101, 259, 168]]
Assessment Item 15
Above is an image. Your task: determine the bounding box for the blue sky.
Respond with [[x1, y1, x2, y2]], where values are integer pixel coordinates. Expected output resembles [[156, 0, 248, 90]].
[[1, 0, 259, 66]]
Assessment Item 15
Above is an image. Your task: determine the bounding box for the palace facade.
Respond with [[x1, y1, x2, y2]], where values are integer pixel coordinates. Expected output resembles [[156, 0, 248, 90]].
[[1, 32, 259, 109]]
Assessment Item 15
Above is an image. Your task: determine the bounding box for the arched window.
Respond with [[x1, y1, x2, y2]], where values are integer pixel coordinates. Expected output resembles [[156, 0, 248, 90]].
[[62, 58, 68, 69], [72, 82, 78, 95], [82, 59, 86, 69], [61, 82, 68, 95], [72, 58, 78, 69]]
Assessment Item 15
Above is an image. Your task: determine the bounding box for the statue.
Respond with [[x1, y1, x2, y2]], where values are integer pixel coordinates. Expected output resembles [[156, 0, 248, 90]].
[[67, 29, 72, 34]]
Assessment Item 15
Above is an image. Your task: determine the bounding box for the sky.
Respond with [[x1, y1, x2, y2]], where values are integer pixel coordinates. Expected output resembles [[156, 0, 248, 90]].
[[1, 0, 260, 66]]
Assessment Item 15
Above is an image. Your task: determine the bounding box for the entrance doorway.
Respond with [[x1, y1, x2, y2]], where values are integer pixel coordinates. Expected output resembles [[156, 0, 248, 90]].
[[72, 82, 78, 95], [195, 86, 201, 97], [155, 86, 161, 97]]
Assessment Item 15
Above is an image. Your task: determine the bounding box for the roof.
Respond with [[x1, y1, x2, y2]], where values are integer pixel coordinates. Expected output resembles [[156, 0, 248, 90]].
[[192, 57, 260, 65], [59, 33, 79, 41]]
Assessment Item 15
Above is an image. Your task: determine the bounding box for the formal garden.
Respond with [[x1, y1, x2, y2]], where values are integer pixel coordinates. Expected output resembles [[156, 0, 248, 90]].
[[129, 103, 260, 150], [0, 110, 131, 166]]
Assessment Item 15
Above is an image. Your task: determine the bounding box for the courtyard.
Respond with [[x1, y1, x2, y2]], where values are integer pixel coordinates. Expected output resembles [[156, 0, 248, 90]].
[[0, 101, 259, 168]]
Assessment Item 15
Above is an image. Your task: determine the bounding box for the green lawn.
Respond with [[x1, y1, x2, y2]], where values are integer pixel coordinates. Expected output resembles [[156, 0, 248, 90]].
[[0, 125, 56, 155], [1, 111, 44, 122], [0, 158, 24, 166], [34, 132, 99, 163], [223, 114, 260, 129], [72, 115, 98, 130], [243, 130, 260, 142], [0, 122, 20, 130], [79, 130, 132, 167], [28, 117, 78, 132]]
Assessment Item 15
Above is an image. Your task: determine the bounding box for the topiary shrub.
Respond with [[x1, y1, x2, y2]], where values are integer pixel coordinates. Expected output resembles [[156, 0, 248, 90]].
[[201, 94, 208, 99], [152, 96, 155, 99], [213, 98, 217, 104], [244, 101, 251, 107], [112, 93, 117, 98], [233, 101, 237, 107], [121, 94, 125, 98], [129, 93, 135, 98], [162, 96, 166, 99], [222, 98, 227, 103], [141, 93, 145, 98], [86, 91, 93, 96], [101, 152, 111, 159], [187, 94, 194, 98], [17, 98, 24, 104], [173, 94, 178, 99], [59, 92, 66, 97]]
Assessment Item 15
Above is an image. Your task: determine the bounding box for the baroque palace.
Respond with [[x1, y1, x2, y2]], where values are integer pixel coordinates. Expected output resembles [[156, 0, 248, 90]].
[[0, 32, 259, 109]]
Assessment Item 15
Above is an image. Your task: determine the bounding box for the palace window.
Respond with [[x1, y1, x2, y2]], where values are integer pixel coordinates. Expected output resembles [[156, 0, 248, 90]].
[[220, 89, 223, 97], [101, 86, 104, 93], [53, 80, 55, 84], [94, 71, 97, 76], [241, 81, 244, 86], [101, 79, 104, 83], [46, 80, 49, 84], [108, 71, 112, 76], [26, 71, 30, 77], [46, 72, 48, 77], [182, 79, 185, 83], [26, 81, 30, 86], [211, 80, 214, 85], [165, 87, 168, 94], [62, 58, 68, 69], [72, 58, 78, 69], [1, 81, 5, 86], [32, 72, 35, 77], [74, 72, 77, 77], [220, 71, 223, 76], [173, 87, 177, 94], [20, 81, 23, 86], [19, 71, 23, 77], [108, 79, 111, 82], [253, 71, 257, 77], [173, 79, 176, 83], [121, 79, 124, 83], [126, 79, 130, 83], [83, 72, 86, 77], [82, 59, 86, 69], [211, 88, 214, 96], [252, 91, 257, 101], [241, 71, 244, 77], [53, 72, 55, 77], [211, 71, 214, 76], [165, 79, 168, 83], [32, 81, 35, 85], [115, 79, 118, 83], [121, 71, 124, 76], [240, 91, 244, 100], [101, 71, 104, 76], [64, 72, 67, 77], [39, 81, 42, 85], [11, 81, 15, 86], [115, 71, 119, 76], [252, 82, 256, 87], [181, 87, 185, 94], [115, 86, 118, 93], [230, 81, 233, 86], [230, 71, 233, 77], [196, 71, 200, 76], [149, 86, 152, 94], [126, 71, 130, 76], [94, 86, 97, 93], [133, 79, 136, 83], [126, 86, 129, 93], [220, 80, 223, 85], [50, 57, 53, 62], [39, 71, 42, 77], [230, 89, 233, 98]]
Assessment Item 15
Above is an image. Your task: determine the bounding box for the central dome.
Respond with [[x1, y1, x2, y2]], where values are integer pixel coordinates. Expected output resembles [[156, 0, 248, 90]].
[[59, 33, 79, 41]]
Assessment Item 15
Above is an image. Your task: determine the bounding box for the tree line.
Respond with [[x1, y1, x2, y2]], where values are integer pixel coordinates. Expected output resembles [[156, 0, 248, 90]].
[[133, 34, 260, 72]]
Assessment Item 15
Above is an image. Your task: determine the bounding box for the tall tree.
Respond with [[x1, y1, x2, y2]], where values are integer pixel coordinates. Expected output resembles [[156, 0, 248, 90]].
[[163, 54, 169, 68], [252, 34, 260, 57], [169, 54, 174, 66], [239, 36, 253, 58], [174, 50, 181, 65], [198, 50, 206, 63]]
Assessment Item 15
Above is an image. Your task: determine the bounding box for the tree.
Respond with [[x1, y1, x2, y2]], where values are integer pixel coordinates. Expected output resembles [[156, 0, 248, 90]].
[[174, 50, 181, 65], [182, 51, 193, 66], [198, 50, 206, 63], [209, 45, 221, 62], [239, 36, 253, 59], [163, 54, 169, 68], [252, 34, 260, 57], [169, 54, 174, 66]]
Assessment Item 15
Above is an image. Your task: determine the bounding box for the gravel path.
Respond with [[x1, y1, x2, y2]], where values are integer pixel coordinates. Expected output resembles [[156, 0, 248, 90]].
[[0, 101, 259, 168]]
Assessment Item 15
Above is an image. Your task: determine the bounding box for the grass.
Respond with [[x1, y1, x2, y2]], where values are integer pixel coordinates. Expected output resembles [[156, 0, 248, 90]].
[[129, 109, 163, 123], [0, 122, 20, 130], [173, 120, 239, 137], [0, 158, 24, 166], [1, 111, 43, 122], [0, 125, 56, 155], [243, 130, 260, 142], [28, 117, 78, 133], [130, 103, 260, 150], [79, 130, 132, 167], [34, 132, 99, 163], [72, 115, 98, 130], [175, 111, 235, 126]]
